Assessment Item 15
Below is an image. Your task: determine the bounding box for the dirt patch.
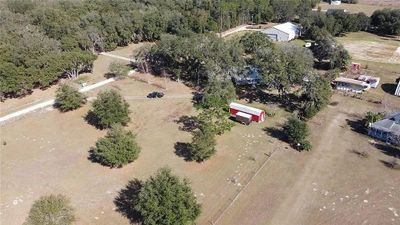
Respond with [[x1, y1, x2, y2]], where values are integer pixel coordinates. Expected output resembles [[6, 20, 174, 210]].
[[342, 41, 400, 64]]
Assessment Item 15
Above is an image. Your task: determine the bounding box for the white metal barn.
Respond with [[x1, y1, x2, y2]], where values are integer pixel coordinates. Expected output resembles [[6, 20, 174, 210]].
[[261, 22, 300, 42], [395, 81, 400, 96]]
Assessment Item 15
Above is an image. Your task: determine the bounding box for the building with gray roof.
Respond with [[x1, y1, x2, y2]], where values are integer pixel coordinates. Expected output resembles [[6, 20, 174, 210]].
[[368, 112, 400, 145]]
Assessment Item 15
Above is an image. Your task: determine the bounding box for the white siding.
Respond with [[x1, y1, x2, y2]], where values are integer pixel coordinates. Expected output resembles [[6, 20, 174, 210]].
[[261, 28, 290, 42]]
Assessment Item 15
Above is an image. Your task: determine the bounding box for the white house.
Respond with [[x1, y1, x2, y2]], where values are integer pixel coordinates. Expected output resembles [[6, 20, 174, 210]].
[[261, 22, 301, 42]]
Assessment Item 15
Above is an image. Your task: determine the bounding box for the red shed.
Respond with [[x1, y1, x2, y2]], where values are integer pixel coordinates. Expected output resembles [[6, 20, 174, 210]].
[[229, 102, 265, 123]]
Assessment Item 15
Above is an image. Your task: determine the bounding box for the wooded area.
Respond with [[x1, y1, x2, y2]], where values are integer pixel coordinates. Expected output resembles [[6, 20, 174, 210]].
[[0, 0, 320, 99], [0, 0, 398, 99]]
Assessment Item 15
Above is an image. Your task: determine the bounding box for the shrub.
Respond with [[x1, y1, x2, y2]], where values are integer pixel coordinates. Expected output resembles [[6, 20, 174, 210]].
[[55, 84, 86, 112], [283, 116, 312, 151], [91, 125, 140, 168], [87, 89, 130, 128], [364, 111, 384, 127], [134, 168, 201, 225], [24, 194, 75, 225], [108, 61, 130, 79]]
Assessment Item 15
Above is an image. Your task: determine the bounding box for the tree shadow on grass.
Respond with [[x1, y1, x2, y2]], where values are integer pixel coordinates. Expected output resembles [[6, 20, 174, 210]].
[[174, 142, 193, 161], [379, 159, 400, 170], [236, 88, 300, 112], [372, 143, 400, 158], [84, 110, 103, 130], [381, 83, 397, 95], [263, 127, 287, 142], [114, 179, 143, 224], [175, 116, 199, 132]]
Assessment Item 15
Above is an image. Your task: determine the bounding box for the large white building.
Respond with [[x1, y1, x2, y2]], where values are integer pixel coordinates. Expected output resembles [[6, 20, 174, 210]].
[[261, 22, 301, 42], [395, 81, 400, 96]]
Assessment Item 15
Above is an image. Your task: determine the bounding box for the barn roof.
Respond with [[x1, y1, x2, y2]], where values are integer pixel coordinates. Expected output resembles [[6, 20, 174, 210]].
[[229, 102, 264, 116], [270, 22, 300, 35], [333, 77, 368, 87]]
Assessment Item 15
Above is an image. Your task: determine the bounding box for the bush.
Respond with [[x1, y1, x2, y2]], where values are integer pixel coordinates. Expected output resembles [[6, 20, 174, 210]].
[[190, 124, 216, 162], [108, 61, 130, 79], [91, 125, 140, 168], [55, 84, 86, 112], [134, 167, 201, 225], [24, 194, 75, 225], [283, 116, 312, 151], [87, 89, 130, 129], [364, 111, 385, 127]]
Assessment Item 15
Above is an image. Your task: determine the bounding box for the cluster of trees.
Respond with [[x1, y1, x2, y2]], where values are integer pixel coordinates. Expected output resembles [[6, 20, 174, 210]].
[[147, 33, 245, 86], [188, 78, 237, 162], [0, 9, 96, 99], [370, 9, 400, 35], [301, 10, 370, 38], [242, 32, 315, 94], [310, 33, 350, 70], [1, 0, 322, 99]]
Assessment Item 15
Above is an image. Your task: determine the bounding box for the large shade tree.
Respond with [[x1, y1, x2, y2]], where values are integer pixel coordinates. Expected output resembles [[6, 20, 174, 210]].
[[134, 168, 201, 225]]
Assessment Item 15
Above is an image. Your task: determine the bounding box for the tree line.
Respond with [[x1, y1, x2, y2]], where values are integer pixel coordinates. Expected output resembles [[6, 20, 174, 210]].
[[1, 0, 320, 99]]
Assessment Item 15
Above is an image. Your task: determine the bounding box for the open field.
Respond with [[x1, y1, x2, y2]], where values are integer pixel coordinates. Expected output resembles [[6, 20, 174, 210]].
[[1, 32, 400, 225], [359, 0, 400, 7], [2, 77, 399, 225], [317, 2, 400, 16], [218, 93, 400, 225], [0, 71, 291, 225], [338, 32, 400, 74]]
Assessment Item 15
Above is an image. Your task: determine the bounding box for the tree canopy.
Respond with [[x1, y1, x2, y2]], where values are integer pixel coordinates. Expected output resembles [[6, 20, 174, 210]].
[[302, 76, 333, 119], [91, 125, 140, 168], [55, 84, 86, 112], [134, 167, 201, 225], [87, 89, 130, 129], [283, 115, 312, 151]]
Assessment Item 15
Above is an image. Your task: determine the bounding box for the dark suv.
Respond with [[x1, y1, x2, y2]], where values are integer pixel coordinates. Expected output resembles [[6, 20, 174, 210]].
[[147, 91, 164, 98]]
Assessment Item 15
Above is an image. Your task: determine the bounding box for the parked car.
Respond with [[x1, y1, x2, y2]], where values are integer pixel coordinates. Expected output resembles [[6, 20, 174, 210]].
[[147, 91, 164, 98]]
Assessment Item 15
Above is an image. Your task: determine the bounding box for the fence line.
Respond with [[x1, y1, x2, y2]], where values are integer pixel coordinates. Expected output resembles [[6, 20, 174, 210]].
[[210, 149, 277, 224]]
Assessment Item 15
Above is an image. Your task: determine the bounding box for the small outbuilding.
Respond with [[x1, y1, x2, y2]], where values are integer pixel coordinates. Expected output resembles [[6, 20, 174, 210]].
[[332, 77, 370, 93], [229, 102, 265, 123], [261, 22, 301, 42]]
